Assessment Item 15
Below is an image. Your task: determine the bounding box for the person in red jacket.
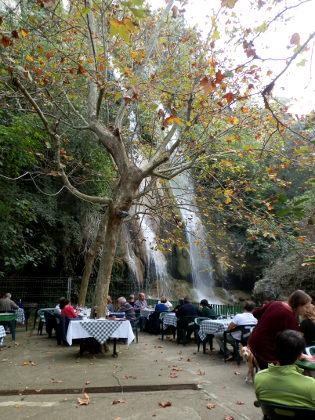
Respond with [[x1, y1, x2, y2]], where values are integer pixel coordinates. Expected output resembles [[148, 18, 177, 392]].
[[61, 299, 78, 318], [248, 290, 312, 370]]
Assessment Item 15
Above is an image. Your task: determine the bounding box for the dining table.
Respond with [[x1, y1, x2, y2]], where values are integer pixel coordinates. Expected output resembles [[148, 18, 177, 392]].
[[198, 318, 231, 342], [140, 308, 155, 320], [0, 325, 6, 346], [66, 318, 135, 357], [0, 312, 18, 341]]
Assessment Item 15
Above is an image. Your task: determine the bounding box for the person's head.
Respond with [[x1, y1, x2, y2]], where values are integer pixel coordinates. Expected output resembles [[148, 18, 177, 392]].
[[200, 299, 210, 308], [138, 293, 145, 301], [117, 297, 126, 307], [128, 294, 135, 302], [244, 301, 256, 313], [107, 296, 112, 304], [275, 329, 305, 365], [183, 296, 190, 304], [302, 304, 315, 322], [59, 297, 66, 307], [61, 298, 70, 310], [178, 298, 184, 306], [288, 290, 312, 317], [160, 296, 167, 303], [5, 293, 12, 299]]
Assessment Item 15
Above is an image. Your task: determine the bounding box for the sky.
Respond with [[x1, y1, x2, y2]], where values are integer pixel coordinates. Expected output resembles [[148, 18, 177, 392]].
[[147, 0, 315, 115]]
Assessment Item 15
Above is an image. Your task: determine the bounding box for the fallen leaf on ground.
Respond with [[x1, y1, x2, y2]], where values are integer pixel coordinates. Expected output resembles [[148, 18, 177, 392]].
[[234, 371, 240, 375], [224, 416, 234, 420], [114, 418, 121, 420], [85, 381, 91, 385], [122, 375, 129, 380], [172, 366, 182, 371], [159, 401, 172, 408], [50, 378, 63, 383], [1, 359, 8, 362], [14, 342, 20, 346], [111, 399, 126, 405], [77, 393, 90, 406], [31, 361, 38, 366], [170, 373, 178, 378], [197, 369, 205, 376], [207, 403, 216, 409], [236, 401, 245, 405], [15, 404, 20, 408], [186, 358, 191, 362], [22, 361, 30, 366]]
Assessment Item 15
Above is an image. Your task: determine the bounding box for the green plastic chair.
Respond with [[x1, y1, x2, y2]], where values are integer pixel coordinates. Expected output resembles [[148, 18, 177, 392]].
[[177, 316, 198, 346], [223, 324, 255, 364], [256, 400, 315, 419]]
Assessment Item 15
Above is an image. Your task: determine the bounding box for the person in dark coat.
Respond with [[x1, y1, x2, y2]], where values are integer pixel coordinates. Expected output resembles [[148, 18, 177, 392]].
[[176, 297, 201, 341]]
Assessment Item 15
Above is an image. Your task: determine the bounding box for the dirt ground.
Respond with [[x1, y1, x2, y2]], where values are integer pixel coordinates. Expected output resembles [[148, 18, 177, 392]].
[[0, 324, 263, 420]]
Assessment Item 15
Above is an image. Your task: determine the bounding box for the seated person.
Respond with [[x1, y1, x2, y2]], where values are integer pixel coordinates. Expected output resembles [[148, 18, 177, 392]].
[[54, 297, 66, 315], [134, 292, 148, 311], [61, 299, 78, 318], [199, 299, 217, 318], [176, 297, 201, 341], [106, 296, 114, 313], [173, 298, 184, 314], [128, 294, 135, 307], [255, 329, 315, 408], [117, 297, 136, 327], [300, 304, 315, 346], [0, 292, 19, 312], [215, 301, 257, 360], [155, 296, 169, 312]]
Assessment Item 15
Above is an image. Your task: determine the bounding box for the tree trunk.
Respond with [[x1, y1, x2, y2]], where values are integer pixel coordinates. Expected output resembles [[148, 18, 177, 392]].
[[78, 211, 108, 307], [91, 203, 124, 317]]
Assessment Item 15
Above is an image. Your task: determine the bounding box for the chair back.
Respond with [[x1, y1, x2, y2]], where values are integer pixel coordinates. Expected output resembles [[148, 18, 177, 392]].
[[259, 400, 315, 419], [305, 346, 315, 356], [229, 324, 256, 344], [194, 317, 210, 327]]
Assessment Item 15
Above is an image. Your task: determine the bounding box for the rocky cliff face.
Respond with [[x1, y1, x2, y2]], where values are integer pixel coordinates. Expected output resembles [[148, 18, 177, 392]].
[[253, 252, 315, 303]]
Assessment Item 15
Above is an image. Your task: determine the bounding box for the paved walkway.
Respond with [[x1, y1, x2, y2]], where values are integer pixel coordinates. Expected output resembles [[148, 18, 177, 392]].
[[0, 325, 262, 419]]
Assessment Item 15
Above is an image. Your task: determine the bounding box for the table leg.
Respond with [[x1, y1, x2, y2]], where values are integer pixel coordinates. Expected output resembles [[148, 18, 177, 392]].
[[112, 338, 118, 357], [10, 320, 16, 341]]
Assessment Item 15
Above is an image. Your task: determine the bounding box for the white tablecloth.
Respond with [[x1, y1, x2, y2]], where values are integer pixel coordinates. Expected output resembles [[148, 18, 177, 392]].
[[0, 325, 6, 346], [199, 319, 230, 341], [66, 319, 135, 346], [162, 313, 177, 330], [140, 309, 154, 319], [16, 308, 25, 324]]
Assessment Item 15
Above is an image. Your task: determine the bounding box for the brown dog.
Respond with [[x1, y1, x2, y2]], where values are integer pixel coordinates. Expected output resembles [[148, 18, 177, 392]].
[[240, 344, 259, 382]]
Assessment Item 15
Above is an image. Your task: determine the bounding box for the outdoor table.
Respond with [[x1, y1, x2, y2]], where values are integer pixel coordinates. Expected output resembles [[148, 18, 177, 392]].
[[0, 325, 6, 346], [162, 312, 177, 330], [66, 318, 135, 357], [0, 312, 18, 341], [198, 319, 230, 341], [140, 308, 155, 319]]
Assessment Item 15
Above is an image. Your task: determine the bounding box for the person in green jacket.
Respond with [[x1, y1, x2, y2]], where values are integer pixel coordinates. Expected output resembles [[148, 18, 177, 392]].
[[199, 299, 217, 319], [255, 329, 315, 408]]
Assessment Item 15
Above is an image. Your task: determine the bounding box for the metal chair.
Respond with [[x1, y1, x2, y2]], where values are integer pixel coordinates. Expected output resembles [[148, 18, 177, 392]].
[[223, 324, 255, 364], [256, 400, 315, 419]]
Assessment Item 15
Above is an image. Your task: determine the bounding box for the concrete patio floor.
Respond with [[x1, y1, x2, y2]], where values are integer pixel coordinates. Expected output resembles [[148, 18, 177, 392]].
[[0, 325, 262, 420]]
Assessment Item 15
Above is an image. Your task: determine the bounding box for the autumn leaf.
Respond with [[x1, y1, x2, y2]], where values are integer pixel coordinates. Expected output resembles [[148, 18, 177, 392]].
[[165, 116, 183, 126], [85, 381, 91, 385], [224, 416, 235, 420], [172, 366, 182, 371], [290, 33, 300, 45], [159, 401, 172, 408], [77, 64, 87, 75], [207, 403, 216, 409], [236, 401, 245, 405], [77, 393, 90, 406], [197, 369, 205, 376], [223, 92, 234, 104], [1, 358, 8, 362], [20, 29, 29, 37], [111, 399, 126, 405], [170, 373, 178, 378], [1, 35, 13, 48]]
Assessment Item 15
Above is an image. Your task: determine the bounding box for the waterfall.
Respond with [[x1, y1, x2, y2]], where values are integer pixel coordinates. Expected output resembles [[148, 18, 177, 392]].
[[140, 216, 171, 298], [170, 172, 221, 303]]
